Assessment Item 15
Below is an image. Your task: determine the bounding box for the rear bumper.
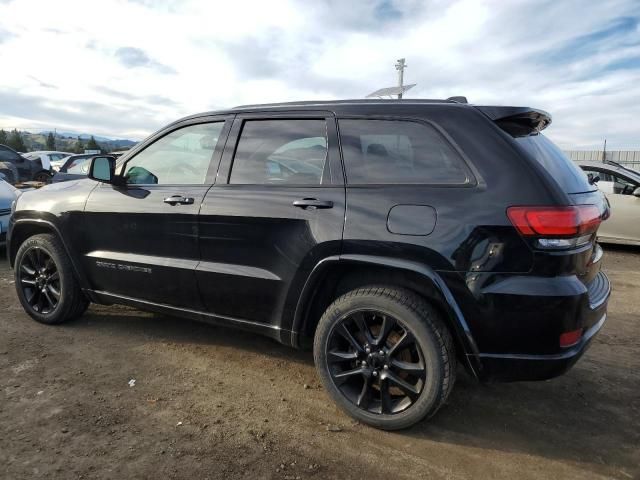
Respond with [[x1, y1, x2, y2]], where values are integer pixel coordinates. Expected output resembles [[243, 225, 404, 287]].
[[461, 270, 611, 382], [474, 311, 607, 381]]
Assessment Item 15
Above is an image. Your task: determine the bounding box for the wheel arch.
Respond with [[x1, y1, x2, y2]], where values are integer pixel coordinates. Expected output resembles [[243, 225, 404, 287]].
[[9, 218, 91, 293], [291, 254, 481, 377]]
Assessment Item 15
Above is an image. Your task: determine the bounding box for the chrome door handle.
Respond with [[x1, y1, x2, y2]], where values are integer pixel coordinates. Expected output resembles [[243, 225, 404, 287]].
[[292, 198, 334, 209], [164, 195, 194, 206]]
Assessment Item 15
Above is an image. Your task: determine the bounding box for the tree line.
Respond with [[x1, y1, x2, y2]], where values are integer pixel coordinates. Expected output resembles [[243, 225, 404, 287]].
[[0, 128, 105, 154]]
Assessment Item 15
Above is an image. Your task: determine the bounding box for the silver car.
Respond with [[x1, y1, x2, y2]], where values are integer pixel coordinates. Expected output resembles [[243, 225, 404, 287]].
[[0, 175, 21, 247], [579, 161, 640, 246]]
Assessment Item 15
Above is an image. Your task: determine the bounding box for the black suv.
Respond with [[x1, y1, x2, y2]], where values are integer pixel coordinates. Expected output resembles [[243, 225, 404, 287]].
[[7, 99, 610, 430]]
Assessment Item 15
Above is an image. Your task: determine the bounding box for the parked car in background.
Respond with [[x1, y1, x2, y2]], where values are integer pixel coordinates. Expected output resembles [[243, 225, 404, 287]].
[[0, 176, 20, 246], [8, 99, 611, 430], [52, 154, 115, 183], [579, 161, 640, 246], [24, 151, 73, 172], [0, 144, 50, 183]]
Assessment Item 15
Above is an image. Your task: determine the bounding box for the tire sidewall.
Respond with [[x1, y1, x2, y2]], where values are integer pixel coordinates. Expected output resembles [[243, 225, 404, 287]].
[[314, 290, 446, 430]]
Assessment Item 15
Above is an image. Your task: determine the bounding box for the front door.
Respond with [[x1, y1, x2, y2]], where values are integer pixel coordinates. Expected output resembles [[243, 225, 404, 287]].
[[81, 117, 231, 308], [197, 113, 345, 328]]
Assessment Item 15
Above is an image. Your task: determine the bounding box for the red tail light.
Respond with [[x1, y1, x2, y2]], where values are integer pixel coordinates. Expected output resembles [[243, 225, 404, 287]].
[[507, 205, 602, 237]]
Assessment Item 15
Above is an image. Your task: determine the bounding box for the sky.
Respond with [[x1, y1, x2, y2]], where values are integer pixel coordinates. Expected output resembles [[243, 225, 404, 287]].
[[0, 0, 638, 149]]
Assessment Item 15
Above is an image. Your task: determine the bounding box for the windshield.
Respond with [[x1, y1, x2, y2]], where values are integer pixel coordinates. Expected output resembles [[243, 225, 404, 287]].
[[515, 134, 594, 194]]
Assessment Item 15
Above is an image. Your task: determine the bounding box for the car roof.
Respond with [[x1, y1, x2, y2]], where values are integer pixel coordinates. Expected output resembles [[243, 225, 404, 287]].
[[175, 98, 461, 120]]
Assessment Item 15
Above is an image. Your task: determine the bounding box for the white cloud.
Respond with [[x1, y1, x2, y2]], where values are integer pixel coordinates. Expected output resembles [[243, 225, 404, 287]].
[[0, 0, 638, 149]]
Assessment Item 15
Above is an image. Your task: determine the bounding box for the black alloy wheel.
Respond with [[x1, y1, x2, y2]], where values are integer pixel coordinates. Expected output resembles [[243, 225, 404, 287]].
[[14, 233, 89, 324], [327, 310, 426, 415], [314, 286, 456, 430], [18, 246, 61, 314]]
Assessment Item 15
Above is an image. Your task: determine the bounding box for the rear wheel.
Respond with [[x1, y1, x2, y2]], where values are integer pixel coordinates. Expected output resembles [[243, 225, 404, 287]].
[[33, 171, 51, 183], [314, 286, 456, 430], [14, 234, 89, 324]]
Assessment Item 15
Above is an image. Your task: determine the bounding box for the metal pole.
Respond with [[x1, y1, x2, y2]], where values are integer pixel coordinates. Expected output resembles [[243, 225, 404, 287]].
[[395, 58, 406, 99], [602, 139, 606, 162]]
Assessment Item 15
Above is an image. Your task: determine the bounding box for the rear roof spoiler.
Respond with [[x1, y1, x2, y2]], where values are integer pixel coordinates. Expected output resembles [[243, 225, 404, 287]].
[[476, 106, 552, 137]]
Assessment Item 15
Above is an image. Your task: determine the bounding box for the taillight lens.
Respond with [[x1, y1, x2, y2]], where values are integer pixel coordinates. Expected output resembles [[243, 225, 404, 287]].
[[507, 205, 602, 248]]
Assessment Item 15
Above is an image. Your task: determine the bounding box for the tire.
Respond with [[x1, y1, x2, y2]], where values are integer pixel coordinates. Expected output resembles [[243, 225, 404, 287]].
[[33, 171, 51, 183], [314, 286, 456, 430], [14, 233, 89, 324]]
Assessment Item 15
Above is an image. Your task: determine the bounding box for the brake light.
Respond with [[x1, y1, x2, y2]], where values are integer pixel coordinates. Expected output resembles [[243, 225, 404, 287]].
[[507, 205, 601, 248]]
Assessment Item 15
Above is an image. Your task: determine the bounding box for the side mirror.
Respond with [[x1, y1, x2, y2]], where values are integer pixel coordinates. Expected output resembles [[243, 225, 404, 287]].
[[88, 156, 117, 184], [587, 173, 600, 185], [633, 187, 640, 198]]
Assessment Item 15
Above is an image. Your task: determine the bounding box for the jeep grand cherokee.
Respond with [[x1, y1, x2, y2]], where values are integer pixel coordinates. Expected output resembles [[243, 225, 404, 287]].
[[7, 99, 611, 430]]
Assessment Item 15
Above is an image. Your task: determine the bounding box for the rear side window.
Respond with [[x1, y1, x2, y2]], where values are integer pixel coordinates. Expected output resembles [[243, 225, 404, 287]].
[[230, 119, 327, 185], [338, 119, 470, 185], [515, 134, 593, 194]]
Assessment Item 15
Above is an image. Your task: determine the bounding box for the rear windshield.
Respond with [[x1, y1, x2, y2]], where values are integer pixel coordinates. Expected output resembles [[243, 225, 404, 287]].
[[515, 134, 594, 194]]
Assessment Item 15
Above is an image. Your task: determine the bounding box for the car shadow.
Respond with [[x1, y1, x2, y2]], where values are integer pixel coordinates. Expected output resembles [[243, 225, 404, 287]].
[[64, 306, 637, 475]]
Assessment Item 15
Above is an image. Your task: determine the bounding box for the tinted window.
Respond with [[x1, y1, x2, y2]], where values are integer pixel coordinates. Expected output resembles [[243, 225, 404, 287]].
[[339, 119, 470, 184], [230, 119, 327, 185], [124, 122, 223, 185], [516, 135, 593, 194]]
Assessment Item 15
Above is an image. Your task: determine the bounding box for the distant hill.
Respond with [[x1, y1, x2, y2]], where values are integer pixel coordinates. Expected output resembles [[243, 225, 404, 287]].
[[12, 131, 137, 154]]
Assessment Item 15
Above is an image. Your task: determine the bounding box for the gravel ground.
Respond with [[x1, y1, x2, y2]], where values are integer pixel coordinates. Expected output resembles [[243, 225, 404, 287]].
[[1, 245, 639, 480]]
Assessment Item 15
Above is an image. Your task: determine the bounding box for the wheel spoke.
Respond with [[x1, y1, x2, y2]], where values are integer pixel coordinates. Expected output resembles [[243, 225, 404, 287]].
[[20, 264, 36, 276], [48, 271, 59, 282], [25, 288, 38, 305], [380, 377, 393, 414], [333, 366, 367, 385], [384, 371, 420, 399], [356, 376, 371, 408], [337, 323, 364, 353], [42, 289, 55, 310], [328, 350, 358, 363], [352, 312, 375, 345], [390, 359, 425, 375], [387, 330, 415, 358], [34, 291, 44, 311], [47, 284, 61, 300], [376, 315, 396, 346], [20, 278, 36, 286]]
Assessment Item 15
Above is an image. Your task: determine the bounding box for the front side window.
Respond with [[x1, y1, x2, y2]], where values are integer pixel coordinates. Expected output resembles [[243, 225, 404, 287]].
[[229, 119, 327, 185], [338, 119, 470, 185], [124, 122, 224, 185]]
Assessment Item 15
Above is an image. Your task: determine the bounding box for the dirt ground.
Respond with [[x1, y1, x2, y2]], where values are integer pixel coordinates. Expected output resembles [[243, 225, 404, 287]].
[[1, 246, 639, 480]]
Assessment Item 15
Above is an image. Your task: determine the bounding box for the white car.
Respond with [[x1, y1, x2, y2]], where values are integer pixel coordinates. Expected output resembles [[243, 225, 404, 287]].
[[579, 161, 640, 246], [23, 151, 73, 171]]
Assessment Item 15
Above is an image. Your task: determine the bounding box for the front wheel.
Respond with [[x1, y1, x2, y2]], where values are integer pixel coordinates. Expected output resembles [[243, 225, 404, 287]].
[[14, 233, 89, 324], [314, 286, 456, 430]]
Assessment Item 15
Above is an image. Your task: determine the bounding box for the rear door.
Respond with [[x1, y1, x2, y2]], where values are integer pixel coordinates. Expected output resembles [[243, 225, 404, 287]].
[[81, 117, 231, 308], [197, 112, 345, 326]]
